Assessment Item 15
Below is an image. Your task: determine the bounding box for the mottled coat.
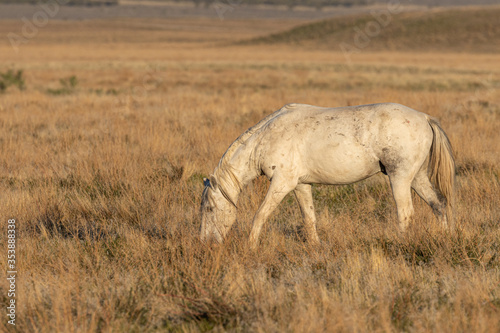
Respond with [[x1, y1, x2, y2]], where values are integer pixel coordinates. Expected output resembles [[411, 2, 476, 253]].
[[201, 103, 455, 248]]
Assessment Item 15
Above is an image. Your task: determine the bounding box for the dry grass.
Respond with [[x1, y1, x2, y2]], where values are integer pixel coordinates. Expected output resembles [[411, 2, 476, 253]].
[[0, 14, 499, 332]]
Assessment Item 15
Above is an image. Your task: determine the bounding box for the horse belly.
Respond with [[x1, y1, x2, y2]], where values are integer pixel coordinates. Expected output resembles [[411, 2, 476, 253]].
[[302, 140, 379, 185]]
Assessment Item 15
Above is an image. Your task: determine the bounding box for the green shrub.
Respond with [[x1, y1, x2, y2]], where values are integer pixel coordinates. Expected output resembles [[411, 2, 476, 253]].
[[47, 75, 78, 95], [0, 69, 25, 92]]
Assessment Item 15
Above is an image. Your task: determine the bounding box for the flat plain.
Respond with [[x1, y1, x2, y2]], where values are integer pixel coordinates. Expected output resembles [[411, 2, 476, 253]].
[[0, 6, 499, 332]]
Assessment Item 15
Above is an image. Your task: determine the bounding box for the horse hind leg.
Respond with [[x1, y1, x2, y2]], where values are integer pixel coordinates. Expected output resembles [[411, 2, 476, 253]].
[[411, 167, 449, 229], [293, 184, 320, 245], [388, 175, 414, 232]]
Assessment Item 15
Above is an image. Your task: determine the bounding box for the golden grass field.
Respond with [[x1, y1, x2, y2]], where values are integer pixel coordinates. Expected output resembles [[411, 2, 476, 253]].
[[0, 7, 499, 332]]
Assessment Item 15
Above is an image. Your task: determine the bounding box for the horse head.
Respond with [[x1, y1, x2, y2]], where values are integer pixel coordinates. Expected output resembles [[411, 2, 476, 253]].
[[200, 175, 237, 243]]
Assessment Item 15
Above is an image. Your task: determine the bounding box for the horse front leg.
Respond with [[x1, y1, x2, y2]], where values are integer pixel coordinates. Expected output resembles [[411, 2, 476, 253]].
[[294, 184, 320, 245], [248, 176, 296, 250]]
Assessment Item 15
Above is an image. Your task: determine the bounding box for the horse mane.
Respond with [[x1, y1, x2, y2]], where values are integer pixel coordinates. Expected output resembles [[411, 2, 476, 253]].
[[213, 104, 295, 195]]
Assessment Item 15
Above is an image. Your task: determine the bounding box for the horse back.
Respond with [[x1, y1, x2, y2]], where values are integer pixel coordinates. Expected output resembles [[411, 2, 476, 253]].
[[254, 103, 433, 184]]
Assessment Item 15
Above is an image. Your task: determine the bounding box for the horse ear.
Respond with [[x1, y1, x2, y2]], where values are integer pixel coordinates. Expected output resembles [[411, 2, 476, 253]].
[[209, 174, 218, 190], [203, 177, 210, 187]]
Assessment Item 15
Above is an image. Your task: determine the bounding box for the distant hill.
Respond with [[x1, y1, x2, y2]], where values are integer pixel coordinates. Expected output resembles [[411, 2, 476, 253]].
[[3, 0, 498, 8], [0, 0, 118, 4], [243, 7, 500, 53]]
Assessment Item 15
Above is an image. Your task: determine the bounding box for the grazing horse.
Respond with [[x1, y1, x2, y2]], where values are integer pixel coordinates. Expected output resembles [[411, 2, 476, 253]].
[[200, 103, 455, 249]]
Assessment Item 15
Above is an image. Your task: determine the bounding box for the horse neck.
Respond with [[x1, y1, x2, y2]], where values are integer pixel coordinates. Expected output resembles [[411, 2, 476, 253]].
[[215, 143, 260, 205]]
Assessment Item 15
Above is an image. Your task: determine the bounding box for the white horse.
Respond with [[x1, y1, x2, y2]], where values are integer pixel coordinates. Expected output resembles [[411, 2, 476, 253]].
[[200, 103, 455, 249]]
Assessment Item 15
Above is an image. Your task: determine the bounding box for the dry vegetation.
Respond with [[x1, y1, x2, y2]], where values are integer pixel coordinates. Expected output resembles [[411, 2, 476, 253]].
[[0, 9, 499, 332]]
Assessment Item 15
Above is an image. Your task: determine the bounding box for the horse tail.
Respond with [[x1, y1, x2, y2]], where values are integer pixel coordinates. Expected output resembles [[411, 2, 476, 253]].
[[427, 117, 455, 218]]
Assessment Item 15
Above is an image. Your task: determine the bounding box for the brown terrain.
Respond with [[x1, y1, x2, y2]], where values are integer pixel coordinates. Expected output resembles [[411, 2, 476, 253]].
[[0, 3, 499, 332]]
